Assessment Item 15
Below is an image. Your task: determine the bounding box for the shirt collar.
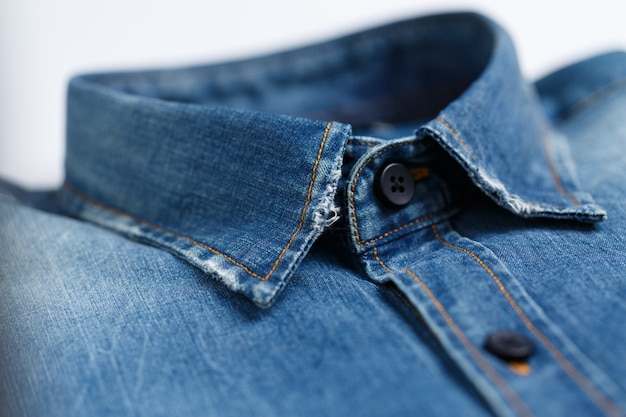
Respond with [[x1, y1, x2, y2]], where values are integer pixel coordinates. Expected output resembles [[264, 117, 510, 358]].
[[60, 12, 605, 307], [420, 19, 605, 222]]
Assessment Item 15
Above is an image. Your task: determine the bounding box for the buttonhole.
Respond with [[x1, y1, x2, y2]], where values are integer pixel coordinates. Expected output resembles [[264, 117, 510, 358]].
[[410, 166, 430, 182]]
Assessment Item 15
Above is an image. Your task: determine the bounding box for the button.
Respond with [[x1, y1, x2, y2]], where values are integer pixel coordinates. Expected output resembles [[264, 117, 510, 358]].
[[484, 331, 535, 362], [376, 162, 415, 207]]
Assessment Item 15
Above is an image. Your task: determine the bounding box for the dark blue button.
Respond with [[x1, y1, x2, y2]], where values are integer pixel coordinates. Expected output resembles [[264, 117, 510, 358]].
[[376, 162, 415, 207], [484, 331, 534, 362]]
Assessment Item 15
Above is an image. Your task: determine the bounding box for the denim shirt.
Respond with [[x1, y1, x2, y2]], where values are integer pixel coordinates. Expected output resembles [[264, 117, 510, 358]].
[[1, 12, 625, 417]]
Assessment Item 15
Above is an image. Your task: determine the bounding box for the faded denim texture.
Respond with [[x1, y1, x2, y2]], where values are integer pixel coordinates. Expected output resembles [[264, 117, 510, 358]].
[[1, 12, 626, 417]]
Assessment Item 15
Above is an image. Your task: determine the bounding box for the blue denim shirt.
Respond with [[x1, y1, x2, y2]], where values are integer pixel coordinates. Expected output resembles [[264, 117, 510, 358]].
[[1, 12, 625, 417]]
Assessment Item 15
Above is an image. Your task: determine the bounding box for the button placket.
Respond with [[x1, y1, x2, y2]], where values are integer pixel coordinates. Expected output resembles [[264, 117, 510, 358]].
[[376, 162, 415, 207], [346, 137, 458, 255]]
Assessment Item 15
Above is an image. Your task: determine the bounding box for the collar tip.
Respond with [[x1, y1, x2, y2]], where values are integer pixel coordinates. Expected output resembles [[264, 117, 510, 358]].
[[506, 199, 607, 223], [567, 206, 607, 223], [201, 260, 291, 309]]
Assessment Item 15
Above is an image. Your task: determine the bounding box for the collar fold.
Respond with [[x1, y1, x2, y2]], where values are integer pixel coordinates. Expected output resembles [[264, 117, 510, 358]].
[[62, 77, 350, 307], [60, 12, 605, 307], [420, 19, 606, 222]]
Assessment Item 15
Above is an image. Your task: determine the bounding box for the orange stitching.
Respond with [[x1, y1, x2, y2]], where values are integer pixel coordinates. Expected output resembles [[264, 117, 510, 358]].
[[432, 224, 622, 416], [361, 210, 445, 246], [374, 245, 532, 412], [377, 245, 532, 413], [63, 182, 265, 280], [541, 129, 579, 206], [436, 116, 580, 208], [372, 247, 393, 273], [436, 117, 477, 161], [347, 139, 377, 147], [349, 142, 407, 245], [64, 121, 334, 283], [350, 142, 445, 246], [405, 269, 534, 417], [265, 121, 332, 278], [374, 251, 424, 323]]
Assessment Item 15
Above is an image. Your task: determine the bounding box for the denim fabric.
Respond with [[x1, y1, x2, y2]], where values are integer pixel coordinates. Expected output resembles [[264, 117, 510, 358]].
[[1, 11, 626, 417]]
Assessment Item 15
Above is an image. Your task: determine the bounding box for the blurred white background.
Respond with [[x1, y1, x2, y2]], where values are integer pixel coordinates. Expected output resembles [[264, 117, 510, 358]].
[[1, 0, 625, 188]]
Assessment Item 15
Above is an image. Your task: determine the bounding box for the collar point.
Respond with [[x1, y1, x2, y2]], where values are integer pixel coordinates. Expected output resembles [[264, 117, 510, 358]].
[[495, 193, 607, 223]]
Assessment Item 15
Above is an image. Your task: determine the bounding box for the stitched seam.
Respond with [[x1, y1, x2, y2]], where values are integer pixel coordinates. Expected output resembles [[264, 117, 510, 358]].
[[63, 181, 266, 280], [432, 224, 622, 417], [404, 269, 535, 417], [349, 142, 406, 245], [362, 209, 446, 247], [350, 142, 446, 247], [541, 129, 580, 206], [559, 77, 626, 122], [372, 247, 393, 273], [64, 121, 333, 282], [347, 139, 377, 147], [373, 248, 533, 415], [436, 117, 477, 161], [436, 116, 581, 208], [264, 121, 333, 278]]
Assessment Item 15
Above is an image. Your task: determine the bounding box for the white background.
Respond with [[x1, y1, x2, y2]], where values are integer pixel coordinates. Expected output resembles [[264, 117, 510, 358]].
[[2, 0, 625, 188]]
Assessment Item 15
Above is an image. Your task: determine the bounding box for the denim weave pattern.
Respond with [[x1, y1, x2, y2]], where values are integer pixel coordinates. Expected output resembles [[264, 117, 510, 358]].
[[1, 12, 625, 417]]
